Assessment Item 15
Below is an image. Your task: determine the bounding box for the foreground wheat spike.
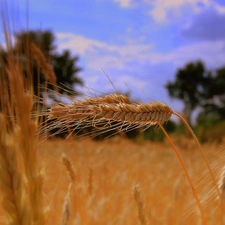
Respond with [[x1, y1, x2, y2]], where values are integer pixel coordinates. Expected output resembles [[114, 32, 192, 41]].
[[48, 94, 173, 126]]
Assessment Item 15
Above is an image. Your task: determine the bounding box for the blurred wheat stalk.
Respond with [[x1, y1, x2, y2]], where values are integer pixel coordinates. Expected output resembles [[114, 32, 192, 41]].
[[0, 9, 57, 224]]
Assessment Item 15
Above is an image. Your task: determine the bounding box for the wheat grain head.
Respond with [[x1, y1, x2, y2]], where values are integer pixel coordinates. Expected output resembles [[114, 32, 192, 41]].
[[47, 95, 173, 130]]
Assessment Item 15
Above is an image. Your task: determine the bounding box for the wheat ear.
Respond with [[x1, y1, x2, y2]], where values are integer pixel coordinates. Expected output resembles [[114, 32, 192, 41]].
[[133, 184, 148, 225], [62, 155, 76, 183], [48, 96, 173, 125], [62, 155, 75, 225]]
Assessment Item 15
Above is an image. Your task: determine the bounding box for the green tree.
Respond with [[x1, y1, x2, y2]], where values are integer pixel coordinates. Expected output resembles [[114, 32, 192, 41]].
[[165, 61, 209, 125], [52, 50, 83, 95], [2, 29, 83, 99], [199, 66, 225, 119], [15, 30, 55, 57]]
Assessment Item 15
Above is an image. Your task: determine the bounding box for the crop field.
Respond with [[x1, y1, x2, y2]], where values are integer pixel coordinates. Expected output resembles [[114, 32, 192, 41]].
[[35, 137, 225, 225]]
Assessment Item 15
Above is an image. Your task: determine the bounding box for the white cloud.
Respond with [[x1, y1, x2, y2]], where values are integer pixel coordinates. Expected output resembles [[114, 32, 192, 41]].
[[213, 2, 225, 14], [56, 32, 154, 71], [112, 0, 136, 8], [168, 40, 225, 68], [57, 33, 109, 55], [112, 0, 225, 24], [148, 0, 210, 23], [57, 32, 225, 71]]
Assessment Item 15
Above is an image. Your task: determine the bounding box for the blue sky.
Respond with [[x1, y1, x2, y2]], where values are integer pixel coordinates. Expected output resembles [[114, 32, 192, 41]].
[[1, 0, 225, 114]]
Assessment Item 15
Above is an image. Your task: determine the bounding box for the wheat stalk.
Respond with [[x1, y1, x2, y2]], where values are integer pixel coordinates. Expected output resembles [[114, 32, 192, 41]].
[[61, 184, 71, 225], [0, 114, 26, 225], [0, 9, 50, 224], [0, 66, 44, 225], [218, 166, 225, 200], [88, 167, 93, 195]]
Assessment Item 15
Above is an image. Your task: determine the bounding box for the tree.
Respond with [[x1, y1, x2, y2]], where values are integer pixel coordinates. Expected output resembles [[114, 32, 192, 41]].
[[2, 29, 83, 99], [165, 61, 209, 125], [200, 66, 225, 119], [52, 50, 83, 95]]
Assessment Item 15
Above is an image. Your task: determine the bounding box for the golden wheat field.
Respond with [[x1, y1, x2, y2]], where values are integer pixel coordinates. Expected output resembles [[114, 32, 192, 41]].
[[27, 137, 224, 225], [1, 9, 225, 225]]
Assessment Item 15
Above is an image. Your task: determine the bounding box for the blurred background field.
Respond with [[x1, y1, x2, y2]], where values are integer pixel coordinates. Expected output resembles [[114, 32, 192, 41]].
[[37, 137, 225, 225]]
